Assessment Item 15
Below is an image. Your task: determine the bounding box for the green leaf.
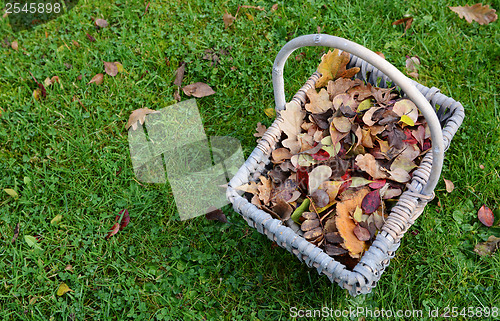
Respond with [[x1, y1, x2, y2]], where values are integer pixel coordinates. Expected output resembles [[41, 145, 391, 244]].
[[23, 177, 31, 184], [4, 188, 19, 199], [350, 177, 374, 188], [291, 198, 310, 224]]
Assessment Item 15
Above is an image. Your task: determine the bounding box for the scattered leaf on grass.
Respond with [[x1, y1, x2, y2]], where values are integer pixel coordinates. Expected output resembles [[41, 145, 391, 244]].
[[88, 73, 104, 85], [115, 209, 130, 230], [443, 178, 454, 193], [449, 4, 497, 25], [126, 107, 157, 130], [182, 82, 215, 98], [271, 4, 278, 11], [72, 40, 80, 47], [105, 223, 120, 240], [95, 18, 109, 28], [205, 206, 229, 223], [474, 236, 500, 256], [223, 12, 236, 28], [25, 235, 41, 250], [11, 222, 20, 243], [392, 17, 413, 34], [478, 205, 494, 227], [11, 40, 18, 50], [174, 62, 186, 86], [405, 56, 420, 78], [115, 62, 124, 73], [4, 188, 19, 199], [264, 108, 276, 118], [104, 61, 118, 76], [86, 33, 96, 42], [57, 283, 72, 296], [51, 214, 63, 225]]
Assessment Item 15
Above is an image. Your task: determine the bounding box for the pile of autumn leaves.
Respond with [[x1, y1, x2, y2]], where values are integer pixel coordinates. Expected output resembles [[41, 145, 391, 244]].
[[240, 50, 432, 267]]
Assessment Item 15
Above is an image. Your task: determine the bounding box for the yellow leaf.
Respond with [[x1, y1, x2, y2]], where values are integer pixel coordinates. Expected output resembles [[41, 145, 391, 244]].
[[33, 88, 41, 101], [115, 62, 124, 73], [4, 188, 19, 199], [264, 108, 276, 118], [400, 114, 415, 126], [56, 283, 72, 296], [51, 214, 63, 225], [357, 99, 372, 112], [316, 49, 342, 88]]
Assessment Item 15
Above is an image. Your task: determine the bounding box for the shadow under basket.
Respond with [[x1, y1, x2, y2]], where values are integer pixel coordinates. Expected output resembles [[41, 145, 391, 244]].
[[227, 35, 464, 296]]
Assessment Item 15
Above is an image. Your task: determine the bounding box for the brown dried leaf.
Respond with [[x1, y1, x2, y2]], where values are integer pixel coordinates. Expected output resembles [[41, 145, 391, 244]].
[[325, 232, 343, 244], [353, 224, 371, 241], [272, 148, 292, 163], [258, 176, 272, 205], [474, 236, 500, 256], [88, 73, 104, 85], [271, 199, 293, 221], [126, 107, 158, 130], [332, 116, 352, 133], [205, 207, 229, 224], [443, 178, 455, 193], [305, 88, 332, 114], [362, 107, 384, 126], [406, 56, 420, 78], [316, 49, 343, 88], [449, 4, 497, 25], [325, 244, 348, 256], [304, 227, 323, 240], [11, 40, 18, 50], [327, 78, 363, 100], [254, 122, 267, 137], [182, 82, 215, 98], [478, 205, 494, 227], [392, 17, 413, 33], [174, 62, 186, 86], [235, 181, 259, 194], [311, 189, 329, 208], [95, 18, 109, 28], [301, 219, 320, 232], [104, 61, 118, 77], [223, 11, 236, 28], [11, 222, 20, 243], [86, 33, 96, 42], [355, 153, 387, 179]]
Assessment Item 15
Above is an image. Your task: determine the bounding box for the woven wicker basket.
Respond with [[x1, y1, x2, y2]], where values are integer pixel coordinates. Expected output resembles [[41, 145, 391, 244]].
[[227, 34, 464, 296]]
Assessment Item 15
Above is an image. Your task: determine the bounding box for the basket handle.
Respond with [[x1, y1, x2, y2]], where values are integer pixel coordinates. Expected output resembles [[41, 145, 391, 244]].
[[272, 34, 444, 195]]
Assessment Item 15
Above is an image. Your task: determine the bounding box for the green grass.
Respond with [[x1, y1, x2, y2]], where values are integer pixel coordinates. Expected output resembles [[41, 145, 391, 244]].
[[1, 0, 499, 320]]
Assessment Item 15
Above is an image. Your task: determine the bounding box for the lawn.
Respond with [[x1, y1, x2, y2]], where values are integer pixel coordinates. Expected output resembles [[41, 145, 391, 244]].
[[0, 0, 499, 320]]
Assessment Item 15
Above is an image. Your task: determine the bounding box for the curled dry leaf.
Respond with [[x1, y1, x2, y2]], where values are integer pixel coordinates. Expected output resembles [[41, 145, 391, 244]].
[[478, 205, 494, 227], [182, 82, 216, 98], [271, 199, 293, 221], [449, 4, 497, 25], [88, 73, 104, 85], [443, 178, 454, 193], [104, 61, 118, 77], [95, 18, 109, 28], [392, 17, 413, 34], [174, 62, 186, 86], [126, 107, 158, 131]]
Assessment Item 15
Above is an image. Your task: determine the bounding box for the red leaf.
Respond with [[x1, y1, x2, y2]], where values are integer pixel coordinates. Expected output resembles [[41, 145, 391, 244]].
[[311, 149, 330, 161], [403, 128, 418, 144], [422, 138, 431, 151], [86, 33, 96, 42], [115, 209, 130, 230], [105, 223, 120, 240], [361, 189, 381, 214], [297, 166, 309, 192], [478, 205, 494, 227], [369, 179, 386, 189]]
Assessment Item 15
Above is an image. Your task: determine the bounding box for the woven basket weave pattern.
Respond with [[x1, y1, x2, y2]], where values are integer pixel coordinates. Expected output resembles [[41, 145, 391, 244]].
[[227, 49, 464, 296]]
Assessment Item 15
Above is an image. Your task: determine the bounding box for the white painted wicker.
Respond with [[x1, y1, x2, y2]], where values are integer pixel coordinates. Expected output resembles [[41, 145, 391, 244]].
[[226, 35, 465, 296]]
